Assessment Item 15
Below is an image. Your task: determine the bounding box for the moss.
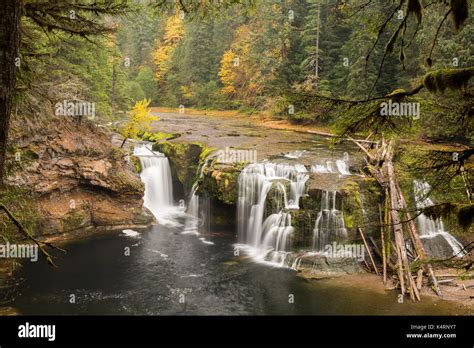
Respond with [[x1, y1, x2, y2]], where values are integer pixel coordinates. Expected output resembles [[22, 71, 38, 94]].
[[4, 146, 37, 177], [199, 164, 241, 205], [110, 171, 144, 195], [0, 186, 42, 240], [130, 155, 142, 173], [423, 67, 474, 94], [109, 147, 123, 161], [340, 181, 363, 226], [141, 131, 181, 142], [199, 145, 217, 163], [264, 180, 290, 216], [289, 210, 316, 250], [155, 141, 217, 194], [62, 209, 89, 232], [385, 88, 407, 101]]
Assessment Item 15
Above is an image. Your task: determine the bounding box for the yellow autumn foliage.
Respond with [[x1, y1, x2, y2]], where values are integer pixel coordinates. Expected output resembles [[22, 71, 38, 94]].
[[121, 99, 158, 142], [152, 15, 184, 82]]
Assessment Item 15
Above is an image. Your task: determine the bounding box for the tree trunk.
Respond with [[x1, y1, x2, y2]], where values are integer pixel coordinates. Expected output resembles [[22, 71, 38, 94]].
[[0, 0, 21, 186], [386, 144, 420, 301]]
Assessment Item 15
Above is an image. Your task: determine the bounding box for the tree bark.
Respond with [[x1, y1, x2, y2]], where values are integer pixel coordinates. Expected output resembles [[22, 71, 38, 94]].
[[386, 144, 420, 301], [0, 0, 21, 186]]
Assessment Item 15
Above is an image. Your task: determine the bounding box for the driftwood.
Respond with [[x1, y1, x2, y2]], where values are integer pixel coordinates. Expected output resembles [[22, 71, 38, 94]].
[[369, 236, 396, 272], [359, 228, 379, 275], [386, 145, 420, 301], [349, 136, 444, 301], [378, 204, 387, 284], [395, 181, 442, 297]]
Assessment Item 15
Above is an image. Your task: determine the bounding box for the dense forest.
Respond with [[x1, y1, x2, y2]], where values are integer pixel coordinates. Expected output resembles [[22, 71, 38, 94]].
[[0, 0, 473, 320]]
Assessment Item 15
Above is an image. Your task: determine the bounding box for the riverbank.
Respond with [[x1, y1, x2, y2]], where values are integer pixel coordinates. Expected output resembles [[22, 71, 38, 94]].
[[317, 273, 473, 314]]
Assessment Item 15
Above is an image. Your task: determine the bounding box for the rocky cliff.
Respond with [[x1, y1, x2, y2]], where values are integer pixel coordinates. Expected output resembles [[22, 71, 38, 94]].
[[2, 117, 153, 239]]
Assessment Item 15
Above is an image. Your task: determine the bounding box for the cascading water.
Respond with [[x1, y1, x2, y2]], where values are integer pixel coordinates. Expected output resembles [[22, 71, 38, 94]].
[[312, 191, 347, 251], [182, 157, 215, 244], [134, 144, 174, 215], [335, 159, 351, 175], [182, 183, 199, 235], [237, 162, 308, 263], [413, 180, 465, 258], [311, 158, 350, 175], [134, 144, 182, 227]]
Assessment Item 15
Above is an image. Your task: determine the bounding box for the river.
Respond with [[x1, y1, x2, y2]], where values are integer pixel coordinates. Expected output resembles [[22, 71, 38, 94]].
[[8, 223, 469, 315], [5, 111, 471, 315]]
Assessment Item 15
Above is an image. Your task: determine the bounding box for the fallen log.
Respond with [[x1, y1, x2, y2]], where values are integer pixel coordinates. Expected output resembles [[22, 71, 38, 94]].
[[358, 227, 379, 275]]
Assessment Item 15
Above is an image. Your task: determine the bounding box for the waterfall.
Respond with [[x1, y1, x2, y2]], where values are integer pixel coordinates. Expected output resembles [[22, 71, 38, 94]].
[[312, 191, 347, 251], [187, 183, 199, 218], [182, 183, 199, 235], [413, 180, 465, 258], [134, 144, 183, 227], [237, 162, 308, 262], [134, 144, 173, 215], [182, 157, 215, 244]]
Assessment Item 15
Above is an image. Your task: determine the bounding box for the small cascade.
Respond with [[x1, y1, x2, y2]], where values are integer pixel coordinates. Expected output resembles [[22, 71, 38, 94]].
[[187, 183, 199, 217], [413, 180, 465, 258], [237, 162, 308, 262], [312, 191, 347, 251], [311, 158, 350, 175], [182, 183, 200, 235], [335, 159, 351, 175], [134, 144, 174, 218], [284, 150, 307, 159], [182, 157, 214, 244]]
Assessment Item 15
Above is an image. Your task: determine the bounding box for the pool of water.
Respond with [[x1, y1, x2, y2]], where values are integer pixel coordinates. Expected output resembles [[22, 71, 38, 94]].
[[6, 223, 469, 315]]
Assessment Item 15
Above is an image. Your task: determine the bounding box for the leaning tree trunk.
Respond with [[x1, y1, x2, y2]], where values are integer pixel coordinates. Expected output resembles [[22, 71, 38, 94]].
[[0, 0, 21, 186], [385, 146, 420, 301]]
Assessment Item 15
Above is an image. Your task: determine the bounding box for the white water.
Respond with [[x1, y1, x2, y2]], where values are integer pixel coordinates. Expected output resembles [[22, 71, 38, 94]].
[[182, 158, 215, 244], [311, 159, 350, 175], [413, 180, 465, 258], [237, 162, 308, 262], [284, 150, 307, 159], [335, 159, 351, 175], [122, 229, 141, 238], [182, 183, 200, 235], [134, 144, 183, 227], [312, 191, 347, 251]]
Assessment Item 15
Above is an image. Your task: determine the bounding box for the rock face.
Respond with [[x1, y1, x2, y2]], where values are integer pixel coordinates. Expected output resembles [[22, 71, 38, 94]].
[[154, 141, 207, 197], [4, 117, 153, 237], [198, 163, 243, 205]]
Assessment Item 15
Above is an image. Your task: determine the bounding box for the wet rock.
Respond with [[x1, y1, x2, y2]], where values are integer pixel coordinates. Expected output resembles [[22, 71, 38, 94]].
[[287, 253, 365, 279]]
